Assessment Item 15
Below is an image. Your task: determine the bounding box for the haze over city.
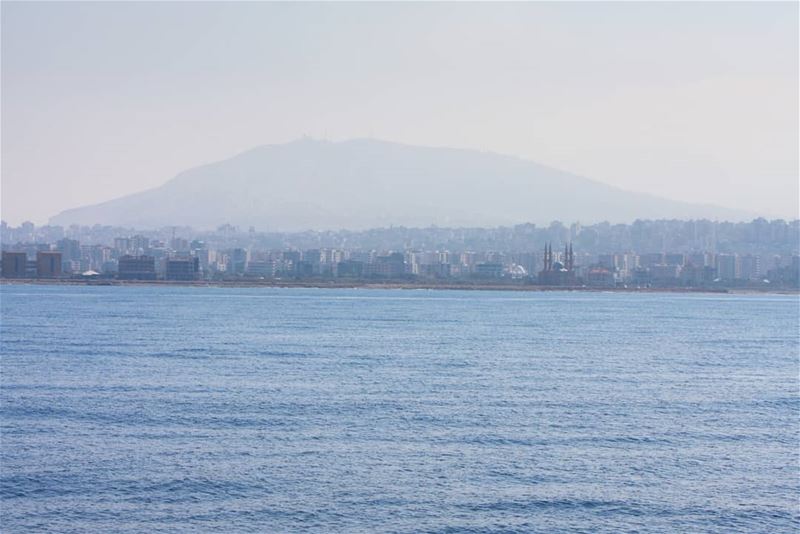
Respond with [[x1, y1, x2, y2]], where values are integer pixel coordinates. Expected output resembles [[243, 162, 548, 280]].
[[2, 1, 798, 226], [2, 3, 799, 534]]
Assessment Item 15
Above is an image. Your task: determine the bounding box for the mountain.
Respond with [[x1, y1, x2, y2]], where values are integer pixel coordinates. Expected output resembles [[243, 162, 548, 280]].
[[50, 138, 752, 230]]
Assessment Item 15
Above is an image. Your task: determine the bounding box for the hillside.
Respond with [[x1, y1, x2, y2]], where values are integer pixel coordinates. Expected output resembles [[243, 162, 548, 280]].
[[50, 139, 751, 230]]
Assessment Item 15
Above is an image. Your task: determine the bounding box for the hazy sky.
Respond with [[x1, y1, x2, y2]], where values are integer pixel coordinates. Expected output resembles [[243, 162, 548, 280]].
[[2, 1, 798, 225]]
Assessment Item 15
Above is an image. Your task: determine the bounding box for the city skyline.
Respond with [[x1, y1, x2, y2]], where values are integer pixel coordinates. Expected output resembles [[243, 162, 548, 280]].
[[3, 216, 798, 290]]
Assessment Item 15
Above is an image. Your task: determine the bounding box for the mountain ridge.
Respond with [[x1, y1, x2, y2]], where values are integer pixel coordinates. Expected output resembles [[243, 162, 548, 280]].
[[50, 138, 755, 230]]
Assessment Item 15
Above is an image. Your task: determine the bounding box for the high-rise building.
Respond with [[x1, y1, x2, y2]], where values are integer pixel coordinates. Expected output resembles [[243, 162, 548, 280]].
[[114, 237, 132, 255], [56, 238, 81, 269], [228, 248, 248, 275], [739, 255, 761, 280], [130, 235, 150, 254], [716, 254, 740, 281], [2, 252, 28, 278], [36, 251, 62, 278]]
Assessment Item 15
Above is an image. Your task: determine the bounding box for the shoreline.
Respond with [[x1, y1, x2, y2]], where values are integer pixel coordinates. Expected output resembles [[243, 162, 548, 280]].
[[1, 278, 797, 295]]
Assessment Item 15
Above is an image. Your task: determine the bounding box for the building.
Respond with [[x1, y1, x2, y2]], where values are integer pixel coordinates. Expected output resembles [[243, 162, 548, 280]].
[[336, 260, 364, 278], [586, 267, 615, 287], [638, 253, 664, 269], [366, 253, 406, 278], [85, 245, 112, 273], [293, 261, 315, 278], [166, 257, 200, 281], [680, 264, 716, 287], [716, 254, 740, 281], [687, 252, 714, 269], [766, 256, 800, 288], [418, 262, 451, 278], [228, 248, 248, 275], [474, 262, 504, 278], [170, 237, 190, 252], [245, 260, 275, 277], [56, 238, 81, 271], [664, 253, 686, 267], [114, 237, 132, 255], [739, 254, 761, 280], [118, 255, 157, 280], [512, 252, 537, 276], [538, 243, 576, 286], [597, 254, 618, 270], [1, 251, 28, 278], [650, 264, 681, 285], [130, 235, 150, 254], [36, 251, 62, 278], [631, 267, 652, 286], [283, 250, 301, 264]]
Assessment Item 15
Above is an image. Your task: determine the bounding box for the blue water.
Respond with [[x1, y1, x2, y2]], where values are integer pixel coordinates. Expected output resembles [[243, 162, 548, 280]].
[[1, 285, 798, 533]]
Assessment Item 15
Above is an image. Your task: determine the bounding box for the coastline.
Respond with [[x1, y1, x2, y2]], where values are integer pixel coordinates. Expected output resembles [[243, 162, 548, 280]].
[[1, 278, 797, 295]]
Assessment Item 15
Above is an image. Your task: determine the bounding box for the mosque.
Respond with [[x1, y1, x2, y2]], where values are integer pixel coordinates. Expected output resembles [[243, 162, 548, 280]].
[[538, 243, 577, 286]]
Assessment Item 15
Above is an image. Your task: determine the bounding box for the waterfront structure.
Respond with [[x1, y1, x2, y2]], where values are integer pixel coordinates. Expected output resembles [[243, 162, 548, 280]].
[[118, 255, 157, 280], [1, 218, 798, 288], [1, 251, 28, 278], [538, 243, 576, 286]]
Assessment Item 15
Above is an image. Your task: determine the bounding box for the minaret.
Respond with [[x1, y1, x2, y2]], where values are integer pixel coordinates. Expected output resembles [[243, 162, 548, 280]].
[[542, 243, 547, 271], [544, 243, 551, 271], [568, 243, 574, 271]]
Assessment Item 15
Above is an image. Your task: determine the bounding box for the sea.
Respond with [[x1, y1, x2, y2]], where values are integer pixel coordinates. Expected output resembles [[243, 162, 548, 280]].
[[1, 284, 798, 533]]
